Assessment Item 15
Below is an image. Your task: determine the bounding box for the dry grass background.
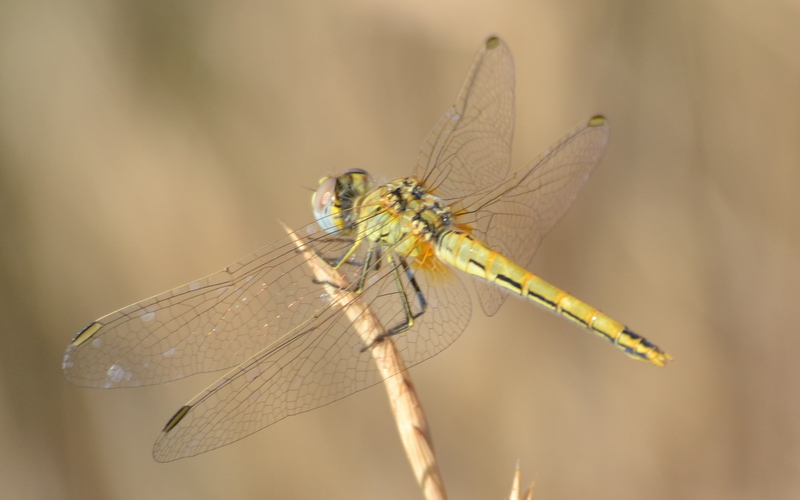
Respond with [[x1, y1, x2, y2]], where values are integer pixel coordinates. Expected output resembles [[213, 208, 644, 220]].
[[1, 1, 799, 499]]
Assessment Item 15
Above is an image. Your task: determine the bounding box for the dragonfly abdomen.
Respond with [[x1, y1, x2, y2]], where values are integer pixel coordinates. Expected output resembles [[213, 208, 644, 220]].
[[435, 229, 672, 366]]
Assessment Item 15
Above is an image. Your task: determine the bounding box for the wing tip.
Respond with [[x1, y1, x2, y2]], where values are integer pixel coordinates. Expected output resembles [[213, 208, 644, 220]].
[[588, 115, 607, 127], [485, 35, 502, 50], [153, 404, 193, 463], [70, 321, 103, 347], [162, 404, 193, 433]]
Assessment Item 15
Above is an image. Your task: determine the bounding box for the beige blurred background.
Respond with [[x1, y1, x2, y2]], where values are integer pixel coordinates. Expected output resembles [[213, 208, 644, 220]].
[[2, 1, 799, 499]]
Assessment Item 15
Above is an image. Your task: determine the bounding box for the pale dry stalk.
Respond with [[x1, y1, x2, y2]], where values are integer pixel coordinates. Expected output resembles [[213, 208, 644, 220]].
[[508, 463, 536, 500], [285, 224, 447, 500]]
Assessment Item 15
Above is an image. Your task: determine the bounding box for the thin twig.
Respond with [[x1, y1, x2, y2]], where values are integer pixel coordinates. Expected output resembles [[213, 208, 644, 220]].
[[508, 462, 536, 500], [284, 224, 447, 500]]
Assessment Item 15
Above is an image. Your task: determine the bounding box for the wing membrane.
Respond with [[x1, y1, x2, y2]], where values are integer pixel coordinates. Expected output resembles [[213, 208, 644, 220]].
[[63, 206, 471, 460], [153, 242, 470, 461], [456, 117, 610, 315], [413, 36, 609, 316], [150, 230, 470, 461], [413, 36, 515, 201], [64, 227, 354, 388]]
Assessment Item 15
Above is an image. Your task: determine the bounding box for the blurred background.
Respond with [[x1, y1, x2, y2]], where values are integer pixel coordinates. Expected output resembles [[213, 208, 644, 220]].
[[2, 1, 799, 499]]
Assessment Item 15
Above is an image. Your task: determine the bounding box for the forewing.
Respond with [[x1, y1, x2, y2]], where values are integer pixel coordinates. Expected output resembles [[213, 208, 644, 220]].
[[413, 36, 515, 201], [63, 226, 362, 388], [460, 116, 611, 315]]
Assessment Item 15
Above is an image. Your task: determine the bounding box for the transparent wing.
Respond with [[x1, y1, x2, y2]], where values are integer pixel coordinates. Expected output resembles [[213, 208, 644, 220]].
[[64, 216, 471, 390], [64, 227, 357, 388], [413, 36, 514, 201], [150, 232, 471, 461], [458, 116, 611, 315], [411, 36, 610, 316], [62, 207, 471, 460]]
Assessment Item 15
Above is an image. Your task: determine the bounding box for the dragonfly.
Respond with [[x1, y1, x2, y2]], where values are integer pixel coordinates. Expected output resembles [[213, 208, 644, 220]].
[[63, 36, 671, 462]]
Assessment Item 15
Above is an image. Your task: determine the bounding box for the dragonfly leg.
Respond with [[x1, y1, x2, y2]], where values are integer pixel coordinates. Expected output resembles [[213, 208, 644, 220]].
[[304, 235, 363, 270], [307, 234, 369, 289], [331, 237, 363, 270], [338, 245, 382, 270], [310, 243, 383, 293], [361, 255, 427, 351], [354, 247, 375, 293], [397, 258, 427, 316], [296, 235, 353, 266]]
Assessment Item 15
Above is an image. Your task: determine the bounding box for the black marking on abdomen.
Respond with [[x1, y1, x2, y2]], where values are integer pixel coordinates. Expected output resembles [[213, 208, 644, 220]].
[[468, 258, 485, 270], [564, 309, 587, 326], [612, 327, 654, 358], [495, 273, 523, 292], [525, 288, 557, 308], [622, 327, 656, 348]]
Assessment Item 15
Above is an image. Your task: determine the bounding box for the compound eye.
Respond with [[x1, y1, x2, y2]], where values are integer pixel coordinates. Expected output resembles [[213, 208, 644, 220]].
[[312, 176, 338, 233]]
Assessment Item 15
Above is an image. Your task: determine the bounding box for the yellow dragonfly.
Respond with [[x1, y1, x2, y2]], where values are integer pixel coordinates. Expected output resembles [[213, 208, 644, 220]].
[[63, 36, 671, 462]]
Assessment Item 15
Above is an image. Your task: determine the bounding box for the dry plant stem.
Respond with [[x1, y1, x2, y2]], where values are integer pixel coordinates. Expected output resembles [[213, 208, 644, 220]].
[[508, 464, 535, 500], [509, 465, 521, 500], [284, 224, 447, 500]]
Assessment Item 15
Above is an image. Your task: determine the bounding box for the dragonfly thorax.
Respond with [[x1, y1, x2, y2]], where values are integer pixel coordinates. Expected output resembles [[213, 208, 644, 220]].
[[358, 177, 455, 259]]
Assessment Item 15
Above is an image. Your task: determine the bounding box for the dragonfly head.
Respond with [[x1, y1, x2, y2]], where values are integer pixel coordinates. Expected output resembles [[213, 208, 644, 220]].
[[312, 169, 372, 234]]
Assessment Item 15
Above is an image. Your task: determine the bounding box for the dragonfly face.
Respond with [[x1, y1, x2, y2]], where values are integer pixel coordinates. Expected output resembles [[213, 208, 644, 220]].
[[312, 168, 372, 235]]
